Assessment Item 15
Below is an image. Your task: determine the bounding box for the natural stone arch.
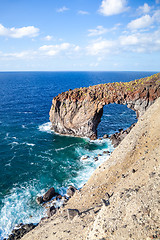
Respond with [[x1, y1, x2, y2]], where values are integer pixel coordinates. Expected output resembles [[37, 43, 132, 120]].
[[49, 73, 160, 139], [97, 103, 137, 138]]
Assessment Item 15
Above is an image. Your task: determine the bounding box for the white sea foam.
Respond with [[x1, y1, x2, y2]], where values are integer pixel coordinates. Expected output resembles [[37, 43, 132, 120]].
[[71, 138, 114, 188], [55, 143, 78, 152], [4, 133, 9, 140], [38, 122, 52, 132], [25, 143, 35, 147], [0, 182, 45, 239]]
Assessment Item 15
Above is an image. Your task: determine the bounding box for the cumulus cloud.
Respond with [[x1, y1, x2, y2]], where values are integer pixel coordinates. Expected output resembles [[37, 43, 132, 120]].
[[86, 38, 115, 55], [0, 24, 39, 38], [119, 29, 160, 52], [137, 3, 151, 14], [44, 35, 53, 41], [78, 10, 89, 15], [99, 0, 128, 16], [127, 15, 153, 30], [57, 6, 69, 13], [88, 26, 107, 37], [39, 43, 80, 56]]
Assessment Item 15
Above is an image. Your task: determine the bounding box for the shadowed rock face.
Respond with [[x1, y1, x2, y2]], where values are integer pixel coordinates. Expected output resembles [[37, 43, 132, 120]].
[[49, 73, 160, 139]]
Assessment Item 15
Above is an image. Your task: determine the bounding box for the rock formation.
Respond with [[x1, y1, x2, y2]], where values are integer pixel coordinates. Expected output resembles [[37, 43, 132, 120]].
[[21, 96, 160, 240], [49, 73, 160, 139]]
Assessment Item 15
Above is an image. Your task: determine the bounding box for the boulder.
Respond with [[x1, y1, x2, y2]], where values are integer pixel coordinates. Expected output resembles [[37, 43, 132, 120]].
[[56, 194, 62, 200], [47, 206, 56, 217], [43, 187, 57, 202], [103, 134, 109, 139], [67, 186, 77, 197], [67, 209, 80, 220], [6, 223, 37, 240], [36, 196, 43, 205]]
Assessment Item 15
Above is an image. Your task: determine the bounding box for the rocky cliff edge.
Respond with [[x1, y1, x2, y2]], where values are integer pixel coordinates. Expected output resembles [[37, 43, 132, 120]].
[[50, 73, 160, 139], [22, 97, 160, 239]]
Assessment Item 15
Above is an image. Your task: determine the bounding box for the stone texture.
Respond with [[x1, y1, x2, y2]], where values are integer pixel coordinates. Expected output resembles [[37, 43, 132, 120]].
[[21, 90, 160, 240], [5, 224, 37, 240], [66, 185, 77, 197], [49, 73, 160, 139], [43, 187, 56, 202], [67, 209, 80, 220]]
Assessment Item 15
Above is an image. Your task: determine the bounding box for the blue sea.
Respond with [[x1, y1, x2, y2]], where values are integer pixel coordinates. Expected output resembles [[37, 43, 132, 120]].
[[0, 71, 156, 239]]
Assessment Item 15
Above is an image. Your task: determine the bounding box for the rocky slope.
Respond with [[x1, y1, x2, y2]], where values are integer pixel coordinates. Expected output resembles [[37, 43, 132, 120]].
[[22, 96, 160, 240], [50, 73, 160, 139]]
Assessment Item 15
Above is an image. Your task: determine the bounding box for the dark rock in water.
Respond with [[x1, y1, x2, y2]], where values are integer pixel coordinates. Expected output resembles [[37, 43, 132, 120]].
[[98, 154, 102, 157], [47, 206, 56, 217], [43, 187, 56, 202], [119, 128, 123, 132], [94, 157, 98, 161], [67, 185, 77, 197], [110, 123, 136, 147], [67, 209, 80, 220], [56, 194, 62, 200], [81, 155, 89, 161], [36, 196, 43, 205], [6, 223, 37, 240], [103, 134, 109, 139]]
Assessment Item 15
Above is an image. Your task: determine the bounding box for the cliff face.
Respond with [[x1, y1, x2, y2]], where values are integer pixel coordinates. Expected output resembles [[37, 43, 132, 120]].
[[22, 96, 160, 240], [49, 73, 160, 139]]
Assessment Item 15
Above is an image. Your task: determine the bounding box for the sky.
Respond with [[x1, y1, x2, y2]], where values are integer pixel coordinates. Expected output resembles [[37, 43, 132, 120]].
[[0, 0, 160, 71]]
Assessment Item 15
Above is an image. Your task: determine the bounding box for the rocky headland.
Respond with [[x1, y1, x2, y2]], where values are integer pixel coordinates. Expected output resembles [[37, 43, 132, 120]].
[[19, 73, 160, 240], [50, 73, 160, 139]]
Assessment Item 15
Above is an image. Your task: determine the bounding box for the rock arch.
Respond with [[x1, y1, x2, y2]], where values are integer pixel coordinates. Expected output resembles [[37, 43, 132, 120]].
[[49, 73, 160, 139]]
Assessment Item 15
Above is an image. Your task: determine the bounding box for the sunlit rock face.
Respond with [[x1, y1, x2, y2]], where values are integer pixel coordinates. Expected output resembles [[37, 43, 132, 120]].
[[49, 73, 160, 139]]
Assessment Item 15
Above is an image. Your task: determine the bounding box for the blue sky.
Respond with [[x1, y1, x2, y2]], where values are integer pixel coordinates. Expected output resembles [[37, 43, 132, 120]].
[[0, 0, 160, 71]]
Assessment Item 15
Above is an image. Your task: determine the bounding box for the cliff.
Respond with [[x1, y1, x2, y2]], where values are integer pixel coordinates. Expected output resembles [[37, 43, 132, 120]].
[[49, 73, 160, 139], [22, 96, 160, 240]]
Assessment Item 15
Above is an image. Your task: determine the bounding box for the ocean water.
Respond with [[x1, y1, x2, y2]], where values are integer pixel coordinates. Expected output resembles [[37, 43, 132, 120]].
[[0, 71, 156, 239]]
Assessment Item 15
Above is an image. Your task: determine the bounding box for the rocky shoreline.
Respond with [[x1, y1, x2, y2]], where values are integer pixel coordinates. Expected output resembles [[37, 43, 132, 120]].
[[6, 73, 160, 240], [6, 122, 136, 240], [19, 96, 160, 240]]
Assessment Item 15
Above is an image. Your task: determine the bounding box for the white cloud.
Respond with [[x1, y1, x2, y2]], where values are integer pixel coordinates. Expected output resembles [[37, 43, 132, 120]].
[[44, 35, 53, 41], [57, 6, 69, 13], [99, 0, 128, 16], [88, 26, 107, 37], [78, 10, 89, 15], [153, 9, 160, 22], [119, 34, 139, 46], [119, 29, 160, 53], [39, 43, 79, 56], [0, 24, 39, 38], [0, 50, 37, 58], [156, 0, 160, 3], [86, 38, 115, 55], [127, 15, 153, 30], [138, 3, 151, 14]]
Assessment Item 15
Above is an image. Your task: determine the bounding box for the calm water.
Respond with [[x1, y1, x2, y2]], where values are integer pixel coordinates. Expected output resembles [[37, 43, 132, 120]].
[[0, 71, 156, 238]]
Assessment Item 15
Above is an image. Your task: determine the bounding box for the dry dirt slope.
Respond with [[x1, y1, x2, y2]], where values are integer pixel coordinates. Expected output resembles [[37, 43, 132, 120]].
[[22, 97, 160, 240]]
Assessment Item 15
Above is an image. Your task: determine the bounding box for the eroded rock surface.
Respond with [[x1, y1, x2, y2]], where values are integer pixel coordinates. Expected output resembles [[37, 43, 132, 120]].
[[49, 73, 160, 139], [22, 96, 160, 240]]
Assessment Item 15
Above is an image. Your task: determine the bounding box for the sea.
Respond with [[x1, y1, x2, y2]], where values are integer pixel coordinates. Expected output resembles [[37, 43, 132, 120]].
[[0, 71, 157, 239]]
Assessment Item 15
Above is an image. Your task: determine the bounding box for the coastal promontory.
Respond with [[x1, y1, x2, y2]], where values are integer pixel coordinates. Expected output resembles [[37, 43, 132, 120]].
[[49, 73, 160, 139], [22, 79, 160, 239]]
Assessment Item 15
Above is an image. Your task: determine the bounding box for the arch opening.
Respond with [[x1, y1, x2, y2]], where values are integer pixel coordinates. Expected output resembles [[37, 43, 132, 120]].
[[97, 103, 137, 138]]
